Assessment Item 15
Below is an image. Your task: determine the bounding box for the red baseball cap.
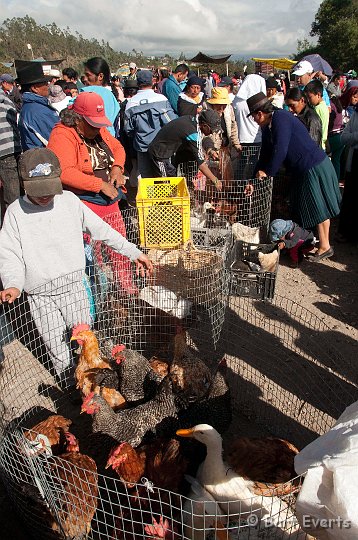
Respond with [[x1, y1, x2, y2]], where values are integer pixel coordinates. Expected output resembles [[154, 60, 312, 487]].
[[71, 92, 112, 128]]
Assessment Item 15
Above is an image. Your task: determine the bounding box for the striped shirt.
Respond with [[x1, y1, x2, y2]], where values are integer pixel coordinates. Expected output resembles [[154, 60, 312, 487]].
[[0, 90, 21, 158]]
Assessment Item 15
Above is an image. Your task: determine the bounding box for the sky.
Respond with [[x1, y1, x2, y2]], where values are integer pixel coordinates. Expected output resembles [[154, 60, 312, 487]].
[[1, 0, 323, 58]]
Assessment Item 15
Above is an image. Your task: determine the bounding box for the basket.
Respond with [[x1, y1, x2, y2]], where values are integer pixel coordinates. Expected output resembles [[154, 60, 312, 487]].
[[136, 177, 190, 249], [148, 242, 224, 304], [227, 240, 280, 300]]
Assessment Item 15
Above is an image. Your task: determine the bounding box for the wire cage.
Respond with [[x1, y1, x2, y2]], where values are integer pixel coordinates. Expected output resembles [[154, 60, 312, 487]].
[[177, 160, 273, 248], [0, 238, 357, 540]]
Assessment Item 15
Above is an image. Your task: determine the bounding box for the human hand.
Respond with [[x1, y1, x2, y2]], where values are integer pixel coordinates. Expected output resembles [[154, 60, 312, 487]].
[[244, 183, 254, 196], [134, 254, 153, 277], [0, 288, 21, 304], [278, 241, 285, 250], [256, 170, 267, 180], [212, 177, 223, 191], [208, 149, 220, 161], [109, 165, 126, 188], [101, 180, 119, 200]]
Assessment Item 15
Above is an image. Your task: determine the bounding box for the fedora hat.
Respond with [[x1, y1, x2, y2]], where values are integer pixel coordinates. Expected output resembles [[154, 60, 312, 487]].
[[246, 92, 270, 116], [16, 62, 51, 85], [207, 87, 230, 105]]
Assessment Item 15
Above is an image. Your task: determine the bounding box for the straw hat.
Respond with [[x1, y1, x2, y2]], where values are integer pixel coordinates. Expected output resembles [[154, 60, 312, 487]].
[[207, 87, 230, 105]]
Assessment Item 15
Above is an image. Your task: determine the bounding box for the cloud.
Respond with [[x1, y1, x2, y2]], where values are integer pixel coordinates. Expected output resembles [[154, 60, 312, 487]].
[[0, 0, 322, 57]]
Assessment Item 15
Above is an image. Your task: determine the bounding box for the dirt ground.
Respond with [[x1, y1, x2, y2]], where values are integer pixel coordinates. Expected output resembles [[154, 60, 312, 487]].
[[0, 221, 357, 539]]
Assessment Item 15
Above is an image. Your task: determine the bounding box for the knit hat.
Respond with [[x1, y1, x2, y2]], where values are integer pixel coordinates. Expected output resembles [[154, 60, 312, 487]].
[[266, 77, 279, 90], [48, 84, 67, 103], [19, 148, 63, 197], [186, 75, 203, 88], [269, 219, 293, 242], [198, 109, 221, 130], [207, 87, 230, 105]]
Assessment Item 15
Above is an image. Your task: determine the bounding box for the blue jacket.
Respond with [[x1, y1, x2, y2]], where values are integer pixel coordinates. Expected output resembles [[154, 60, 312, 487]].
[[162, 74, 186, 114], [18, 92, 59, 151], [82, 86, 120, 137], [124, 98, 177, 152], [256, 109, 327, 176]]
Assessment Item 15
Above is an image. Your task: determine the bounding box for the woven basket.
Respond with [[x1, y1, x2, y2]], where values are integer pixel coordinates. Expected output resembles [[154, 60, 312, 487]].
[[148, 242, 224, 304]]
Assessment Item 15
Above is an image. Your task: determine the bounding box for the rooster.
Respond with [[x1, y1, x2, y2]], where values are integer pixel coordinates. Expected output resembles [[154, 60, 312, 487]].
[[21, 431, 98, 539], [81, 376, 179, 448], [71, 328, 126, 410]]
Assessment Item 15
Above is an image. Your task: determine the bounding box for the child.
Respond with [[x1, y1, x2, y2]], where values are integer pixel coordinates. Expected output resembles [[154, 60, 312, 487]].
[[269, 219, 316, 265], [305, 79, 329, 150], [0, 148, 152, 384]]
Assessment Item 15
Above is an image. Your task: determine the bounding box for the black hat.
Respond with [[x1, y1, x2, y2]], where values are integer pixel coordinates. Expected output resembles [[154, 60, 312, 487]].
[[246, 92, 270, 116], [124, 78, 139, 89], [266, 77, 279, 90], [186, 75, 203, 88], [218, 76, 233, 87], [16, 62, 51, 85], [19, 148, 63, 197], [198, 109, 221, 130]]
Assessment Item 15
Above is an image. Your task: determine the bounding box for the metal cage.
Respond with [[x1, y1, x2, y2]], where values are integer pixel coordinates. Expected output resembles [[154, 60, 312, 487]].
[[0, 223, 356, 540]]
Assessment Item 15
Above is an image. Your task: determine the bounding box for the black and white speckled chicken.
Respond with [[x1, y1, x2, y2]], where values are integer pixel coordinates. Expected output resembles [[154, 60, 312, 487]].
[[111, 344, 162, 404], [81, 376, 179, 447], [178, 358, 232, 434]]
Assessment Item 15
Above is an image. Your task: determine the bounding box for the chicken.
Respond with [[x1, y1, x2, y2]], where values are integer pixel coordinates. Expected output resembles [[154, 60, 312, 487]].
[[149, 356, 169, 378], [23, 414, 72, 456], [71, 329, 126, 410], [178, 359, 232, 434], [258, 250, 279, 272], [107, 438, 188, 494], [21, 432, 98, 540], [111, 344, 162, 404], [169, 327, 213, 403], [226, 436, 299, 494], [81, 376, 179, 448]]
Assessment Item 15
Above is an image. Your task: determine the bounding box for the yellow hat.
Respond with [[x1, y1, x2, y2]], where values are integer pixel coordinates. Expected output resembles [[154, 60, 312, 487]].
[[207, 87, 230, 105]]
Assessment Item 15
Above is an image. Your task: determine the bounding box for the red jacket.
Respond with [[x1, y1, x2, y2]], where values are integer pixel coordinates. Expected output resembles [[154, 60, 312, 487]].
[[48, 124, 125, 194]]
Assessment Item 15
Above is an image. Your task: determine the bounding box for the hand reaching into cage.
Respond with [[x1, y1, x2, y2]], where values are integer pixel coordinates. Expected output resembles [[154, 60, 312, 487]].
[[256, 169, 268, 180], [134, 254, 154, 277], [244, 183, 254, 196], [0, 287, 21, 304]]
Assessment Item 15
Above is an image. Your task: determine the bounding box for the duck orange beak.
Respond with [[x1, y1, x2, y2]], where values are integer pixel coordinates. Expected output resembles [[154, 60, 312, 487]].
[[176, 428, 195, 438]]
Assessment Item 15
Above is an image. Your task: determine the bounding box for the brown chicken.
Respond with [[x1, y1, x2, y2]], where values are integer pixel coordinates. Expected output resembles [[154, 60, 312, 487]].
[[71, 328, 126, 410], [225, 436, 300, 496], [24, 414, 72, 455], [107, 438, 188, 494], [149, 357, 169, 378], [169, 327, 213, 403], [21, 432, 98, 539]]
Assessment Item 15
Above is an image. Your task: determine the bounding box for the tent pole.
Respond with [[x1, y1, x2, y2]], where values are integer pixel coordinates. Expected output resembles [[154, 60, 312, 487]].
[[226, 63, 229, 76]]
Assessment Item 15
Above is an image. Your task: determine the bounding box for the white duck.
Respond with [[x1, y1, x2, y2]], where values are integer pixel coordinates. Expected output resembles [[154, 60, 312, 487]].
[[177, 424, 305, 538]]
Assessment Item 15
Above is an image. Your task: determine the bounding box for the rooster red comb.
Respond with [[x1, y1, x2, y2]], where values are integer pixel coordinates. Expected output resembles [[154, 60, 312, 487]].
[[72, 323, 91, 336], [111, 344, 126, 358]]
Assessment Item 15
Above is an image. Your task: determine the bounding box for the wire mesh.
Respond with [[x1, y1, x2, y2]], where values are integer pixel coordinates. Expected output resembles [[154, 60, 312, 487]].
[[0, 222, 357, 540], [177, 160, 273, 241]]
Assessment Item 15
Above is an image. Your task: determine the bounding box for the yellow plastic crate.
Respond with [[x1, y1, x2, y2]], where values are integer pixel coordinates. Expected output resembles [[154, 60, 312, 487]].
[[136, 177, 191, 248]]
